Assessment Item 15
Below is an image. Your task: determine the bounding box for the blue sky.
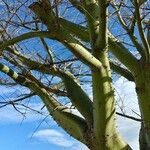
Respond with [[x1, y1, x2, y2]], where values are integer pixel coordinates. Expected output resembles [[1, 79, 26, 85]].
[[0, 86, 88, 150], [0, 121, 86, 150], [0, 77, 141, 150]]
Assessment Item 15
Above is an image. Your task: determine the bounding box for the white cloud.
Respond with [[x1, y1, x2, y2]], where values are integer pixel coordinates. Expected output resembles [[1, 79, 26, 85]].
[[32, 129, 89, 149], [114, 77, 141, 150], [33, 129, 75, 147], [72, 144, 89, 150], [65, 103, 84, 118], [117, 116, 140, 150]]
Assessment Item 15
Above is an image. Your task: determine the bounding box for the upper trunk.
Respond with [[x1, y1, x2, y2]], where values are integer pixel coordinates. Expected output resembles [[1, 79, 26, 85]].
[[139, 123, 150, 150], [134, 60, 150, 149], [90, 51, 131, 150]]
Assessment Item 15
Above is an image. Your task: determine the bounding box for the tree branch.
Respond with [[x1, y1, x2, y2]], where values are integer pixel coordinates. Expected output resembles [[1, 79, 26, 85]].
[[111, 3, 145, 58], [56, 30, 103, 70], [0, 63, 88, 143], [108, 33, 138, 72], [110, 61, 134, 81], [133, 0, 150, 61], [0, 31, 55, 50], [4, 47, 93, 123]]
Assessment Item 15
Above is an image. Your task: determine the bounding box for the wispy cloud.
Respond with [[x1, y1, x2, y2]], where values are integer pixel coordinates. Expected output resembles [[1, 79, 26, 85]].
[[32, 129, 84, 148], [32, 129, 89, 150], [72, 144, 89, 150], [117, 116, 140, 149], [0, 102, 53, 124], [114, 77, 140, 149], [0, 85, 53, 124]]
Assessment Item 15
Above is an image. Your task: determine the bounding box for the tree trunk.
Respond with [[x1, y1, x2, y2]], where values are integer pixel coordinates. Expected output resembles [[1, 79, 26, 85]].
[[90, 51, 132, 150], [84, 132, 132, 150], [135, 61, 150, 150], [139, 123, 150, 150]]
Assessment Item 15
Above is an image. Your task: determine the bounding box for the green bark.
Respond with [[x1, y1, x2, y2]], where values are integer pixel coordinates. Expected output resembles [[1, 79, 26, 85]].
[[91, 51, 131, 150], [139, 123, 150, 150], [62, 72, 93, 124], [134, 60, 150, 149]]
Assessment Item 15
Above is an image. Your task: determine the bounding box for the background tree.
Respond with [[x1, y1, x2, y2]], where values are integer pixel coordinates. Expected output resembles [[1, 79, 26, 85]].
[[0, 0, 150, 149]]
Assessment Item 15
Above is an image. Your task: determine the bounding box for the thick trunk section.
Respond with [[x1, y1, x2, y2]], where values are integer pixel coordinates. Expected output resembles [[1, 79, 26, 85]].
[[139, 123, 150, 150], [86, 135, 132, 150], [135, 61, 150, 150], [91, 52, 131, 150]]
